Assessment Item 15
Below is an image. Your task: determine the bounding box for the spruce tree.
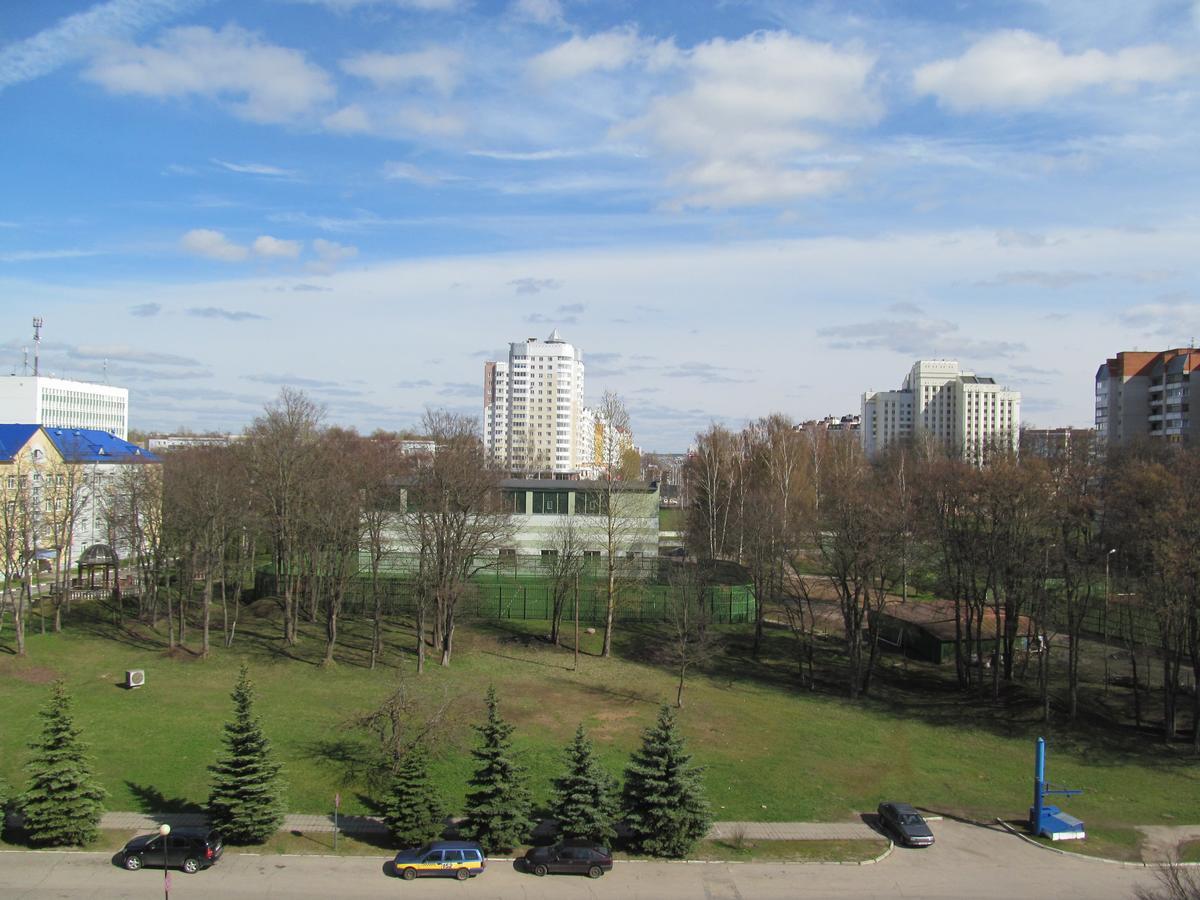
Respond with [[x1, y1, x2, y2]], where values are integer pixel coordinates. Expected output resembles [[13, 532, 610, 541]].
[[383, 746, 445, 849], [459, 686, 531, 853], [621, 705, 711, 858], [550, 724, 618, 844], [207, 664, 285, 843], [20, 681, 106, 846]]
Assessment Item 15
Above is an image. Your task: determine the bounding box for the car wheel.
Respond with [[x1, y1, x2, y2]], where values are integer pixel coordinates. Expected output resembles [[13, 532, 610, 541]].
[[455, 868, 469, 881], [182, 858, 200, 874], [533, 863, 548, 877], [587, 865, 603, 879], [124, 855, 143, 871], [402, 867, 417, 881]]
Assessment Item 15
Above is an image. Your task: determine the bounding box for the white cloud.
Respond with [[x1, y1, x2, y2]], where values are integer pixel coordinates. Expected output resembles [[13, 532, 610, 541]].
[[619, 31, 879, 209], [382, 161, 446, 186], [341, 47, 463, 95], [309, 238, 359, 273], [180, 229, 248, 262], [0, 0, 201, 90], [252, 236, 302, 258], [511, 0, 564, 26], [914, 30, 1193, 112], [528, 27, 655, 81], [213, 159, 298, 178], [0, 248, 102, 263], [285, 0, 461, 9], [395, 106, 466, 137], [323, 104, 372, 133], [84, 24, 335, 124]]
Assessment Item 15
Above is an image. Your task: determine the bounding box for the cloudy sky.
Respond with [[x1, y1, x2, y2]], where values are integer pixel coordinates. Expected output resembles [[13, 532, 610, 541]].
[[2, 0, 1198, 449]]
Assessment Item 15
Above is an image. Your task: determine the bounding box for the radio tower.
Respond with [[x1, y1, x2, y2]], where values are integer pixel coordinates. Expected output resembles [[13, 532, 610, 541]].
[[32, 316, 43, 377]]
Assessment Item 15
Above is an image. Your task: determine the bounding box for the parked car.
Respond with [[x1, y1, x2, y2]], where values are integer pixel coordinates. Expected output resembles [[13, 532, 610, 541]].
[[877, 802, 935, 847], [119, 828, 223, 873], [392, 841, 486, 881], [523, 840, 613, 878]]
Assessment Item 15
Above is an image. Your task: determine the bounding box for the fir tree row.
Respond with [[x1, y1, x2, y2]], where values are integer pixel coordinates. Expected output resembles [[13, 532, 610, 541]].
[[7, 667, 285, 848], [387, 686, 711, 858]]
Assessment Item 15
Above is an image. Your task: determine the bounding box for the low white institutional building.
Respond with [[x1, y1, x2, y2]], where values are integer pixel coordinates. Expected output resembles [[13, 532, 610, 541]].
[[0, 375, 129, 440], [861, 360, 1020, 461]]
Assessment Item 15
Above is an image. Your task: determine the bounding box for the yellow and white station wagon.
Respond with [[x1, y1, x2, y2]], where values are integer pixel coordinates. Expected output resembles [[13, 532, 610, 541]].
[[392, 841, 487, 881]]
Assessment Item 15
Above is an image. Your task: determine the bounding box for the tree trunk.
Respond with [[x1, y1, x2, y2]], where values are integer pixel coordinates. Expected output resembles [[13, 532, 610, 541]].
[[440, 611, 454, 667], [323, 590, 339, 667], [202, 567, 212, 659], [166, 581, 176, 651], [602, 564, 615, 659], [12, 587, 26, 656], [370, 561, 381, 671], [416, 603, 426, 675]]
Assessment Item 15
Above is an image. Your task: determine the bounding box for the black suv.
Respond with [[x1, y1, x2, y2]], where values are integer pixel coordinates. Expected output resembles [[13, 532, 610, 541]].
[[523, 840, 613, 878], [119, 828, 224, 873]]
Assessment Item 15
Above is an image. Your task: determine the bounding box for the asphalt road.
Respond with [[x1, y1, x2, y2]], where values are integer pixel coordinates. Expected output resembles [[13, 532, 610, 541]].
[[0, 819, 1157, 899]]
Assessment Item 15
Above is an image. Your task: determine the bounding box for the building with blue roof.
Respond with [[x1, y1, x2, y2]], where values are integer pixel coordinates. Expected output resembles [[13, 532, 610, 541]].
[[1, 424, 160, 596]]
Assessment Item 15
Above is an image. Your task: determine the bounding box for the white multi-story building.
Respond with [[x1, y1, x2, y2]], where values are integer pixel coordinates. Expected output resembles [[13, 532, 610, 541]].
[[0, 375, 129, 440], [862, 360, 1020, 461], [484, 330, 588, 475]]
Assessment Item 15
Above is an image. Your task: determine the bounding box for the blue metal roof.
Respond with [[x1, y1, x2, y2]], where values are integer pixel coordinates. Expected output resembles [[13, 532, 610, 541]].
[[43, 428, 159, 464], [0, 424, 44, 461]]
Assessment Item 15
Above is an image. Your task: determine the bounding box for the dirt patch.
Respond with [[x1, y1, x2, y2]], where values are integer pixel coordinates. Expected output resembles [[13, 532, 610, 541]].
[[162, 645, 203, 662], [6, 664, 60, 684]]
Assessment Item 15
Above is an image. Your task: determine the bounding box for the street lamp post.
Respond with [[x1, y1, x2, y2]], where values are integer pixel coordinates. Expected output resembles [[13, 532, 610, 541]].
[[1104, 548, 1116, 695], [158, 822, 171, 900]]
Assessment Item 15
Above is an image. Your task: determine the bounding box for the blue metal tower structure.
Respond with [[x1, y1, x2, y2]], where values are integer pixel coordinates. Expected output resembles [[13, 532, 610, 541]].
[[1030, 737, 1085, 840]]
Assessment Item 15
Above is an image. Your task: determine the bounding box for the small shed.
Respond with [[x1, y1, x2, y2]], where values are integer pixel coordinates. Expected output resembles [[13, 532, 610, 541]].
[[874, 599, 1032, 665]]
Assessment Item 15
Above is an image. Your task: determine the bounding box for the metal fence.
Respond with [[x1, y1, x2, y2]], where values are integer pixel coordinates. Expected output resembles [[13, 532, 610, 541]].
[[254, 570, 757, 625]]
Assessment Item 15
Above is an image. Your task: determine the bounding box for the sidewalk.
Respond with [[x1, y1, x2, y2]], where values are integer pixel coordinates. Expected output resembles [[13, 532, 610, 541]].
[[98, 812, 880, 841]]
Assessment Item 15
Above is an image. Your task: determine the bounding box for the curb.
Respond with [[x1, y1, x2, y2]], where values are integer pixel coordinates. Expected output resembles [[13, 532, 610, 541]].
[[0, 844, 895, 867], [995, 818, 1200, 869]]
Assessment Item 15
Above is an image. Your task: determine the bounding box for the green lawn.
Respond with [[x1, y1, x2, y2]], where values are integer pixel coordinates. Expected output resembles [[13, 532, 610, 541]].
[[1179, 840, 1200, 863], [659, 507, 684, 531], [1, 601, 1197, 839]]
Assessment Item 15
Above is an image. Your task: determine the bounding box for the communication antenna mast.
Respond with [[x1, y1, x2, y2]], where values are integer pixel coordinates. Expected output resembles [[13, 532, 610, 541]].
[[22, 346, 28, 376], [32, 316, 43, 377]]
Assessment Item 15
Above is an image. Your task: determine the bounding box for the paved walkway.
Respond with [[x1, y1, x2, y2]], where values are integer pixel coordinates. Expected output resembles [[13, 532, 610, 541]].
[[98, 811, 880, 841]]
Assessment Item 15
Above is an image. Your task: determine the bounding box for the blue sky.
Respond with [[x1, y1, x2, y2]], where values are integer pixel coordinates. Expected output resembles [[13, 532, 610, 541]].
[[2, 0, 1198, 449]]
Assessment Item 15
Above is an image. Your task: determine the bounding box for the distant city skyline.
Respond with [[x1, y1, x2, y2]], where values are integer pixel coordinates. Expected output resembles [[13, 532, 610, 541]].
[[3, 1, 1198, 450]]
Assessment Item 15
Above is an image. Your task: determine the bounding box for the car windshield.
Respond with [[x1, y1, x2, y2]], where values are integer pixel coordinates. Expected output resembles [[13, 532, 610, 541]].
[[899, 814, 923, 825]]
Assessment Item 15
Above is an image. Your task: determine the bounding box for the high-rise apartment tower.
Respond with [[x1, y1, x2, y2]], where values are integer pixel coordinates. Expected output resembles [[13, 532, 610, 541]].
[[484, 331, 588, 475], [1095, 348, 1200, 446]]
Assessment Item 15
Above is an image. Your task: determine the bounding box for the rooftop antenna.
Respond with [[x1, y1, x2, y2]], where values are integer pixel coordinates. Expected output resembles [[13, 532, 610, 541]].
[[22, 346, 28, 376], [32, 316, 43, 377]]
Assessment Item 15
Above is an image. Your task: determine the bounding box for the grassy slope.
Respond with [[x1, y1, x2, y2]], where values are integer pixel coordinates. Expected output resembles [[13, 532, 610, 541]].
[[1, 602, 1197, 835]]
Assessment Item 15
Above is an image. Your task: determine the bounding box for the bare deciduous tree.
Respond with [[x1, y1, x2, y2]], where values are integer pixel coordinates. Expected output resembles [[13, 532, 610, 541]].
[[244, 388, 325, 647], [400, 410, 512, 669], [663, 561, 723, 708]]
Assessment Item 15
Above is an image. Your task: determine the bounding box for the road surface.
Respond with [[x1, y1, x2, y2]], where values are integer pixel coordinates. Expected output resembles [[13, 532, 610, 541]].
[[0, 818, 1157, 899]]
